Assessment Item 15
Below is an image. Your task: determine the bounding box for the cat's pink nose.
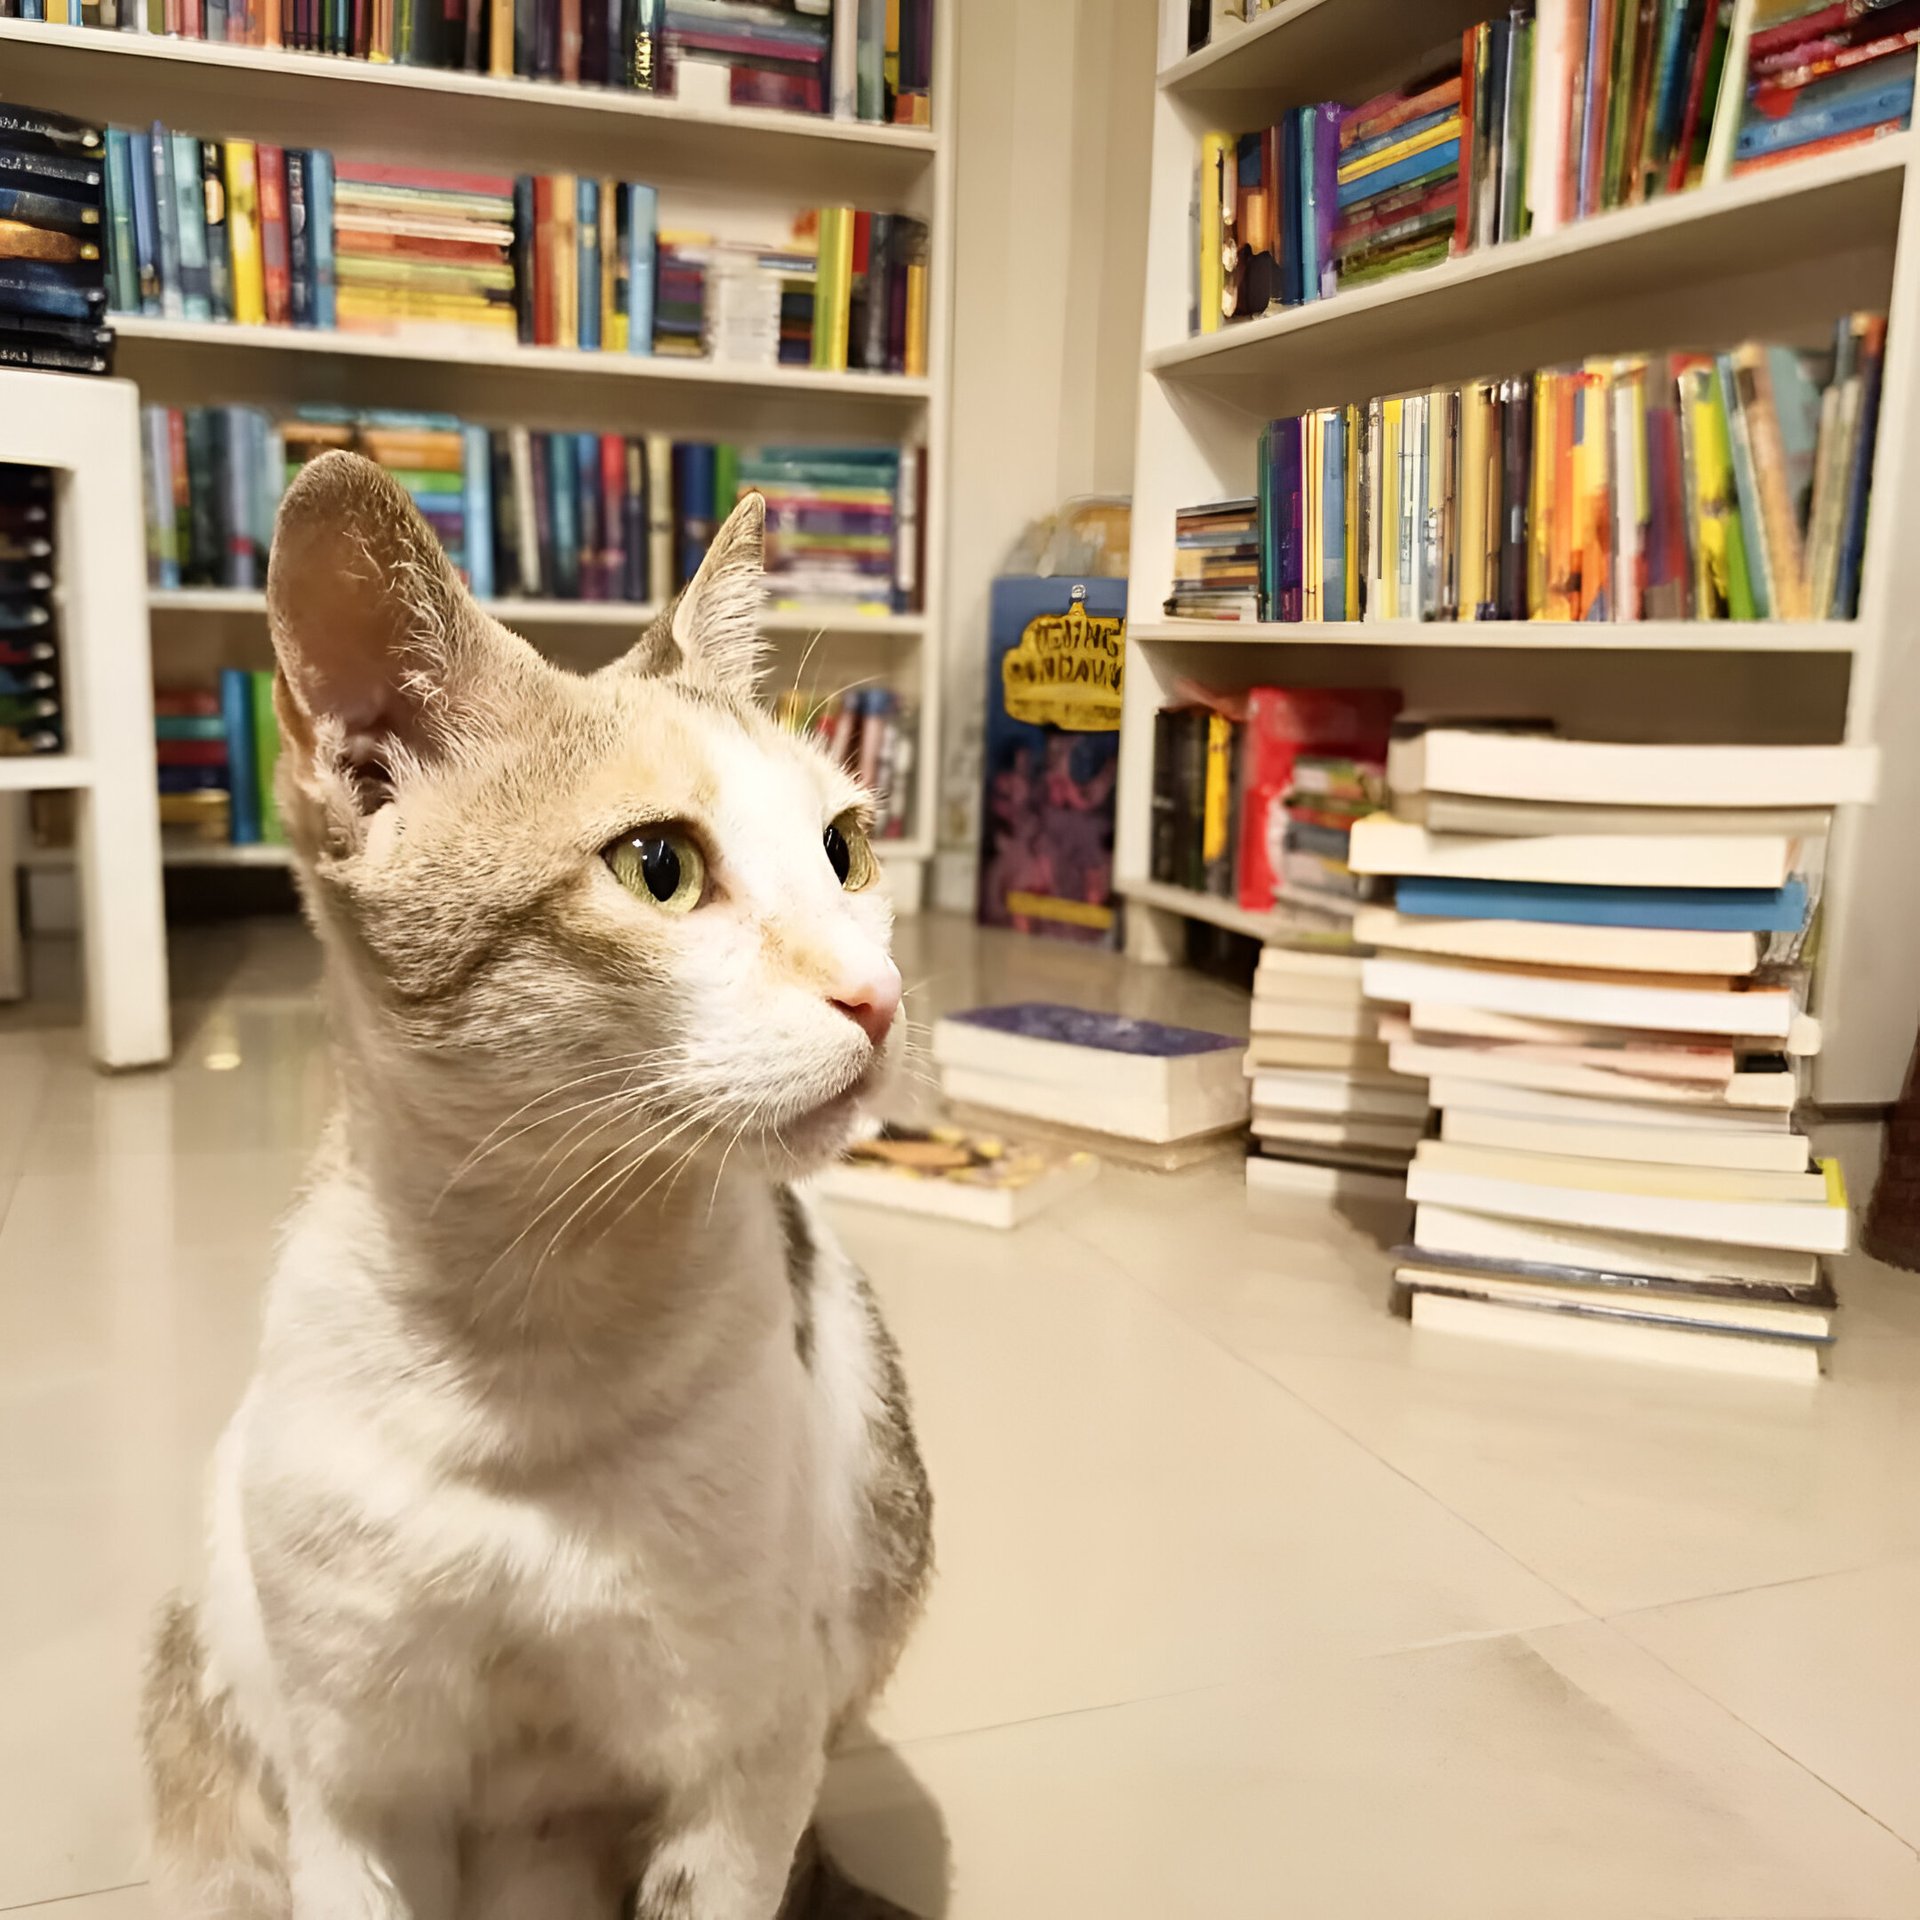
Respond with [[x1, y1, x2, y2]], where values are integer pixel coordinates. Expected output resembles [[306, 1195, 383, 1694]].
[[831, 961, 900, 1047]]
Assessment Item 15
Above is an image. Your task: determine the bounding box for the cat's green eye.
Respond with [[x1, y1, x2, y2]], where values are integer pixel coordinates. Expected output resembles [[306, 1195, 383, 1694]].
[[606, 828, 706, 914], [825, 813, 877, 892]]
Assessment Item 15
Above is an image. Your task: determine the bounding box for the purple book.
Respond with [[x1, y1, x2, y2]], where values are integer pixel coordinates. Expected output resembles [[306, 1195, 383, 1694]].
[[1312, 103, 1340, 300], [947, 1004, 1239, 1058], [1275, 415, 1304, 623]]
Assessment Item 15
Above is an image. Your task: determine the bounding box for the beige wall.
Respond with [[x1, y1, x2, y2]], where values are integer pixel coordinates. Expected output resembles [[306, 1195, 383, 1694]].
[[934, 0, 1158, 904]]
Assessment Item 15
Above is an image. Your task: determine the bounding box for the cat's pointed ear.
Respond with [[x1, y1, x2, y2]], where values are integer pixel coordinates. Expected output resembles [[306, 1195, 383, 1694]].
[[621, 491, 766, 696], [267, 450, 520, 813]]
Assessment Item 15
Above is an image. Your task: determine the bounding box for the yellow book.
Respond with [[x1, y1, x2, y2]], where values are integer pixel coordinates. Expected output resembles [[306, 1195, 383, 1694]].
[[223, 142, 266, 327], [1335, 115, 1462, 186], [47, 0, 69, 21], [1202, 713, 1233, 868], [1528, 369, 1554, 619], [600, 182, 617, 349], [1198, 131, 1231, 336], [1304, 409, 1320, 621], [1457, 382, 1488, 622], [1683, 362, 1735, 618], [1343, 401, 1361, 620], [1380, 397, 1402, 621], [553, 174, 578, 350], [489, 0, 514, 74], [904, 260, 927, 377]]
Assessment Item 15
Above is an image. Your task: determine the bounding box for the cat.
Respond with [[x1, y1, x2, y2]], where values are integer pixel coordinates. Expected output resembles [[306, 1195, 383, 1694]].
[[141, 451, 933, 1920]]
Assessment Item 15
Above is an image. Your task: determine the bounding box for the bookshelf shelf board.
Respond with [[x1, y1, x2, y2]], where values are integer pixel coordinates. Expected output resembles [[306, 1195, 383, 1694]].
[[0, 20, 937, 208], [147, 588, 928, 639], [0, 756, 92, 793], [113, 318, 932, 439], [1147, 135, 1909, 409], [1159, 0, 1494, 113], [1116, 877, 1329, 943], [1130, 619, 1860, 654]]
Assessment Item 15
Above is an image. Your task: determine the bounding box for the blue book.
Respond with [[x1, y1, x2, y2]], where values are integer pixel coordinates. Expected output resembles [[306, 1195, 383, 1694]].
[[221, 667, 261, 845], [1394, 876, 1811, 933], [1337, 138, 1460, 210], [127, 129, 161, 317], [0, 265, 107, 323], [625, 183, 657, 356], [547, 432, 579, 599], [574, 432, 601, 598], [150, 125, 182, 320], [1340, 104, 1458, 172], [104, 129, 138, 314], [463, 426, 494, 600], [144, 406, 180, 590], [1736, 63, 1915, 159], [1321, 410, 1346, 619], [672, 440, 715, 586], [1718, 354, 1772, 619], [156, 715, 227, 742], [1297, 108, 1318, 306], [306, 150, 336, 330], [223, 406, 257, 589], [945, 1003, 1240, 1060], [169, 132, 212, 322], [577, 177, 601, 352]]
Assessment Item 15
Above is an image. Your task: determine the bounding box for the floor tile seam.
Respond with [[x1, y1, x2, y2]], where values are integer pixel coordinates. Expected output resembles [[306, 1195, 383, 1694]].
[[0, 1883, 146, 1915], [1057, 1218, 1602, 1632], [1603, 1555, 1920, 1627], [1609, 1620, 1920, 1861]]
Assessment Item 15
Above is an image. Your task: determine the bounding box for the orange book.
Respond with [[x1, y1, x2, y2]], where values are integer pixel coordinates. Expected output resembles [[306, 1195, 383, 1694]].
[[553, 174, 578, 350]]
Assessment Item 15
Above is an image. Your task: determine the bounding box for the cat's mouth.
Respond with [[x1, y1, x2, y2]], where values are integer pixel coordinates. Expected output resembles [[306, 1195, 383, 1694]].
[[779, 1053, 886, 1156]]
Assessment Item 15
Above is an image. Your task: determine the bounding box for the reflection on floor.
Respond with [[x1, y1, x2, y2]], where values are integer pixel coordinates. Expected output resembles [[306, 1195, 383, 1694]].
[[3, 914, 1919, 1916]]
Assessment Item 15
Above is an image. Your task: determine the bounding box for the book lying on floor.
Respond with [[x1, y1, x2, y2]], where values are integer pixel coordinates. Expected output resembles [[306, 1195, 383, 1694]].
[[811, 1124, 1099, 1229], [932, 1003, 1249, 1145]]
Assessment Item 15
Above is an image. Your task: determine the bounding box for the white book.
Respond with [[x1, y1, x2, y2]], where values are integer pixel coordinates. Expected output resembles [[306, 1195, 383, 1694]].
[[1249, 1070, 1430, 1119], [1258, 945, 1366, 982], [1255, 964, 1366, 1007], [1354, 906, 1761, 977], [1439, 1108, 1812, 1172], [1396, 1264, 1834, 1339], [1408, 1289, 1823, 1383], [1393, 793, 1834, 839], [1364, 955, 1797, 1038], [1424, 1076, 1792, 1131], [1526, 0, 1572, 239], [1411, 1139, 1829, 1205], [939, 1065, 1248, 1147], [1347, 816, 1796, 889], [1385, 731, 1877, 808], [1411, 1201, 1821, 1289], [1253, 1114, 1425, 1153], [1403, 1163, 1848, 1252], [1250, 999, 1379, 1040], [809, 1138, 1099, 1230], [1247, 1154, 1410, 1207], [1402, 1001, 1822, 1058], [1393, 1039, 1799, 1108]]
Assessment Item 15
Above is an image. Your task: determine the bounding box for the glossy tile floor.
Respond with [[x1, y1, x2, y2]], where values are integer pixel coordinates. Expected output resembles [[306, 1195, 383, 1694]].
[[4, 912, 1920, 1916]]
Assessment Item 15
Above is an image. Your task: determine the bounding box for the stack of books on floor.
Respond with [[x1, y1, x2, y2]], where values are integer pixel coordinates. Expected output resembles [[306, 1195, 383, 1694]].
[[140, 405, 928, 611], [154, 669, 280, 849], [773, 685, 917, 841], [0, 465, 61, 757], [1245, 940, 1429, 1204], [9, 0, 936, 123], [1, 104, 112, 376], [1734, 1, 1919, 177], [931, 1004, 1250, 1166], [1165, 496, 1259, 620], [1348, 723, 1875, 1381], [1148, 684, 1401, 915], [1166, 312, 1887, 625]]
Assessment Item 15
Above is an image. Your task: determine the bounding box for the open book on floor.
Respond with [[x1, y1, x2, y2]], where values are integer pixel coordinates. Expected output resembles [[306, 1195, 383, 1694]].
[[811, 1124, 1099, 1229]]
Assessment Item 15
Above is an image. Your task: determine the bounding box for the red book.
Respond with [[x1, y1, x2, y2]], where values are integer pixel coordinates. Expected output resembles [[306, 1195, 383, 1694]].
[[600, 433, 625, 601], [1339, 74, 1463, 151], [155, 740, 229, 768], [332, 161, 518, 198], [531, 175, 554, 346], [560, 0, 582, 82], [1668, 0, 1724, 192], [851, 210, 872, 277], [256, 145, 291, 326], [1452, 25, 1477, 257], [1332, 178, 1458, 251], [1581, 0, 1618, 215], [1748, 0, 1906, 60], [153, 689, 222, 718], [1750, 23, 1920, 105], [1235, 687, 1402, 912]]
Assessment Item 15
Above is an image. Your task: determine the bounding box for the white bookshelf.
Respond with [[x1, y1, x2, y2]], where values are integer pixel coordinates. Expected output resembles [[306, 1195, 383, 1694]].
[[1119, 0, 1920, 1106], [1, 3, 952, 955]]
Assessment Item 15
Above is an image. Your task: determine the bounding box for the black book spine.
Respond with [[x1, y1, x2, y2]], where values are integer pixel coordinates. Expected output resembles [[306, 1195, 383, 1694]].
[[488, 431, 517, 597], [0, 106, 107, 159], [286, 149, 312, 328], [579, 0, 607, 84], [0, 337, 109, 376], [1150, 708, 1178, 884], [511, 175, 535, 345], [1499, 374, 1532, 619], [186, 408, 221, 585], [200, 142, 233, 323]]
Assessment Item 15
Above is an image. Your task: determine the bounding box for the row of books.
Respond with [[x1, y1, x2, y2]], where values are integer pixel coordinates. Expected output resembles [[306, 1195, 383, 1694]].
[[141, 405, 925, 612], [1194, 4, 1915, 332], [1166, 313, 1887, 625], [772, 684, 918, 840], [0, 0, 935, 125], [154, 671, 281, 846], [1149, 686, 1403, 917], [1, 466, 64, 757], [1353, 723, 1871, 1382], [99, 127, 931, 369], [0, 103, 115, 375]]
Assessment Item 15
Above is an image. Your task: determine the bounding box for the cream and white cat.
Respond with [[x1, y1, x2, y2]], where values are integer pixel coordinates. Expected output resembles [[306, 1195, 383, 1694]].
[[141, 452, 932, 1920]]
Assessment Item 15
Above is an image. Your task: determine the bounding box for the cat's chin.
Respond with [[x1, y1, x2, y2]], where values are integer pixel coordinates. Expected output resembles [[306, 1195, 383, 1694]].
[[768, 1062, 886, 1173]]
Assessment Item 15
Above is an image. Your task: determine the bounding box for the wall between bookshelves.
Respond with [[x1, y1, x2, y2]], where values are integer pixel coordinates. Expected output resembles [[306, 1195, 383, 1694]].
[[931, 0, 1158, 910]]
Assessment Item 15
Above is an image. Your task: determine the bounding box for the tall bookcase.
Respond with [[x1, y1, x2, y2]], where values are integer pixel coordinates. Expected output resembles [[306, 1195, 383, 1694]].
[[1117, 0, 1920, 1108], [0, 4, 953, 921]]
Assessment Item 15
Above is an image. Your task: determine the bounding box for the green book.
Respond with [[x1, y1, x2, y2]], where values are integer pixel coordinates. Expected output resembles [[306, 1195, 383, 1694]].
[[251, 669, 284, 845], [156, 714, 226, 742], [712, 443, 740, 521], [1711, 360, 1759, 622]]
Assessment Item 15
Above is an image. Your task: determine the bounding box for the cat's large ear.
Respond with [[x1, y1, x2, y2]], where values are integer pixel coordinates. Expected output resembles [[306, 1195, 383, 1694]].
[[620, 490, 766, 697], [267, 450, 526, 815]]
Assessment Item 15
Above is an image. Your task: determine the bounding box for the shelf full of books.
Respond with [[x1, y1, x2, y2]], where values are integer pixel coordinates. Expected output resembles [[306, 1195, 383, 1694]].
[[0, 5, 937, 200]]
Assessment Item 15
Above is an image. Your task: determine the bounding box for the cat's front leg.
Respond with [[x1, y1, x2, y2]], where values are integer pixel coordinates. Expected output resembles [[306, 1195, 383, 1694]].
[[286, 1784, 458, 1920], [630, 1729, 825, 1920]]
